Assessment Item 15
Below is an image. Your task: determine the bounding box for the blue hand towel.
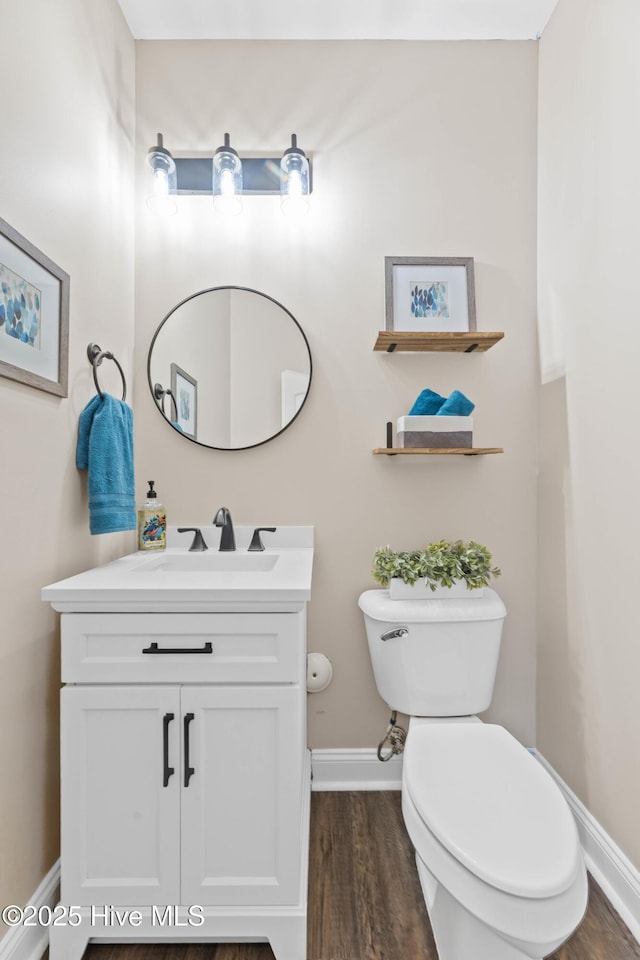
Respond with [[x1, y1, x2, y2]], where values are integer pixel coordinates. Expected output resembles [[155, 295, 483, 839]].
[[437, 389, 475, 417], [408, 388, 446, 416], [76, 394, 136, 535]]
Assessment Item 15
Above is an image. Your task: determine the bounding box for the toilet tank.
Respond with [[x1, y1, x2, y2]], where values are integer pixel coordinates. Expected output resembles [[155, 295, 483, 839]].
[[358, 588, 506, 716]]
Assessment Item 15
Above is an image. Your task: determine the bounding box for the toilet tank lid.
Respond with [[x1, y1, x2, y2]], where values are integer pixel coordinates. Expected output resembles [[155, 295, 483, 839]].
[[404, 723, 582, 899], [358, 588, 506, 623]]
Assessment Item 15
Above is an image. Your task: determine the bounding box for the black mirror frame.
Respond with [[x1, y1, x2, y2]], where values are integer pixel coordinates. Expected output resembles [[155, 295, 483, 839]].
[[147, 285, 312, 451]]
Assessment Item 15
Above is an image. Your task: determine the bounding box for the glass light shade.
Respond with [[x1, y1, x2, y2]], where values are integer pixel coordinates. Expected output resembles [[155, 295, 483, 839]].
[[280, 135, 309, 216], [213, 133, 243, 215], [146, 134, 177, 216]]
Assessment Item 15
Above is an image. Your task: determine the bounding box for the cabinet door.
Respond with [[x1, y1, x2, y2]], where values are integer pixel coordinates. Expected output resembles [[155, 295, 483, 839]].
[[180, 685, 303, 906], [61, 685, 181, 905]]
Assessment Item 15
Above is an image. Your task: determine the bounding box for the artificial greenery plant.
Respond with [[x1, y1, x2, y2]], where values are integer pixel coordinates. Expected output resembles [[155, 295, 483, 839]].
[[372, 540, 501, 592]]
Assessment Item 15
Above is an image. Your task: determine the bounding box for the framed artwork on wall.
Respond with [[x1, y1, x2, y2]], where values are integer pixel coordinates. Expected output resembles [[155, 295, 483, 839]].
[[0, 216, 70, 397], [385, 256, 476, 333], [171, 362, 197, 440]]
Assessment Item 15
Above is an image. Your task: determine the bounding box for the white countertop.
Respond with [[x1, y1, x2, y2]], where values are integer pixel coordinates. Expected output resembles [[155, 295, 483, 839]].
[[42, 526, 314, 612]]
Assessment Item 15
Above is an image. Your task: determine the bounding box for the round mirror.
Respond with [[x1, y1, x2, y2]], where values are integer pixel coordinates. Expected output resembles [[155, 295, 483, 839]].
[[147, 286, 312, 450]]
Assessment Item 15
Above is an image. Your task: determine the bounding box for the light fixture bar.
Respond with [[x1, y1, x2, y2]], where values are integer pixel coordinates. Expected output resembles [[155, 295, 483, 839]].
[[174, 157, 312, 196]]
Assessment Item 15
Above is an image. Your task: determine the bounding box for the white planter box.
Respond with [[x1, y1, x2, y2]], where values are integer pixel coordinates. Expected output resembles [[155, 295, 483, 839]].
[[396, 415, 473, 449], [389, 577, 484, 600]]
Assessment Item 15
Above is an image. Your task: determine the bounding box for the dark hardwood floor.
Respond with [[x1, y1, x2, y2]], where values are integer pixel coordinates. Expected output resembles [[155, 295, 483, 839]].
[[45, 791, 639, 960]]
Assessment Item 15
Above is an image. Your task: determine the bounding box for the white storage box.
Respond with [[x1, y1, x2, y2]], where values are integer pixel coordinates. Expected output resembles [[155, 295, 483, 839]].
[[389, 577, 483, 599], [396, 415, 473, 449]]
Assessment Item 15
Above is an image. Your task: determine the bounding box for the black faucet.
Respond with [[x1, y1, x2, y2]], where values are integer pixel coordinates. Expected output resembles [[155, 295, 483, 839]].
[[213, 506, 236, 551]]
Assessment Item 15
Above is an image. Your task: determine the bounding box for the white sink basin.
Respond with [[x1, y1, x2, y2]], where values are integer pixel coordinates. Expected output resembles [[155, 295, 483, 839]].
[[41, 526, 313, 610], [140, 553, 278, 573]]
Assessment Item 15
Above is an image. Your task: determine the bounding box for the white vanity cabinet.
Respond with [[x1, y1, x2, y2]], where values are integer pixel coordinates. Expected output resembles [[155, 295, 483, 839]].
[[44, 530, 313, 960], [61, 669, 303, 907]]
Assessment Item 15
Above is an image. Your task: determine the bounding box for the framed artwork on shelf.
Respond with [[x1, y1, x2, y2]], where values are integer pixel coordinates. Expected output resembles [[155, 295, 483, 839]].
[[171, 362, 197, 440], [0, 216, 69, 396], [385, 256, 476, 333]]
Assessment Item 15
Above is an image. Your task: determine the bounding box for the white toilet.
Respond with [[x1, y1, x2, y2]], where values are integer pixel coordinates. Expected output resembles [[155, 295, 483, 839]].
[[358, 587, 587, 960]]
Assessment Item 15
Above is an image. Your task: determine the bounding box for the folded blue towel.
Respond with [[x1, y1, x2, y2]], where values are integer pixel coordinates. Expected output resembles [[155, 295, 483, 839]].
[[408, 388, 446, 416], [76, 394, 136, 535], [437, 389, 475, 417]]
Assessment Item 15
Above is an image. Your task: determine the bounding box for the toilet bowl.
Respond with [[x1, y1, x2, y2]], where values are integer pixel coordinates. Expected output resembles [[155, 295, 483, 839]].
[[402, 718, 587, 959], [358, 588, 588, 960]]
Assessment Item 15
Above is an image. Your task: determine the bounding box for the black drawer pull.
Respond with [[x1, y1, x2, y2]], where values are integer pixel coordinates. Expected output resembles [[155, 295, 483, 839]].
[[162, 712, 175, 787], [184, 713, 195, 787], [142, 642, 213, 655]]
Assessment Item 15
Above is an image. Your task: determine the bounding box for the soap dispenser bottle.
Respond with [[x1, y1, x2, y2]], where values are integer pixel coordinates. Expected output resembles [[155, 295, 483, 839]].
[[138, 481, 167, 551]]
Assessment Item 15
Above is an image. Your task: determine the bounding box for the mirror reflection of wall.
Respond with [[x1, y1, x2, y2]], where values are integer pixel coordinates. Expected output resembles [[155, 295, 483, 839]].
[[281, 369, 309, 426], [148, 287, 312, 450]]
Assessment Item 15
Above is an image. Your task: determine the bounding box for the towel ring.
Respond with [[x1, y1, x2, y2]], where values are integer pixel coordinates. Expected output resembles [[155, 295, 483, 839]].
[[87, 343, 127, 401]]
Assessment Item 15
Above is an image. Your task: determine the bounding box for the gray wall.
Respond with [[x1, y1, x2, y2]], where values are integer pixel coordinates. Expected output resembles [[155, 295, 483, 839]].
[[134, 39, 539, 750], [537, 0, 640, 870], [0, 0, 135, 934]]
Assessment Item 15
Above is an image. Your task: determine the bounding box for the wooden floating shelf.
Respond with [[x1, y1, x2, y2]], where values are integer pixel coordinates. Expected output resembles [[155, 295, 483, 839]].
[[373, 331, 504, 353], [373, 447, 504, 456]]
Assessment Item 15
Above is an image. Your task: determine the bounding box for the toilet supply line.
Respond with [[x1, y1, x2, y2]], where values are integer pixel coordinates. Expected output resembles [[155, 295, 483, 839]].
[[377, 711, 407, 761]]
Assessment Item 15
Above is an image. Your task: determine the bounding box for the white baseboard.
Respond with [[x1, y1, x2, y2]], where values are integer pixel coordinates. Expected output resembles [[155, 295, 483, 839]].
[[0, 859, 60, 960], [535, 752, 640, 944], [311, 748, 402, 790]]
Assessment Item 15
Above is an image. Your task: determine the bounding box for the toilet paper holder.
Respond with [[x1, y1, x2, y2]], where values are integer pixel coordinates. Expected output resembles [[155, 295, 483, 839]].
[[306, 652, 333, 693]]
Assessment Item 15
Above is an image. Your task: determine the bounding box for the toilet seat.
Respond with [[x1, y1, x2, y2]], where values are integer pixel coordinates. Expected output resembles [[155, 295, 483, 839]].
[[404, 723, 580, 898], [401, 722, 588, 952]]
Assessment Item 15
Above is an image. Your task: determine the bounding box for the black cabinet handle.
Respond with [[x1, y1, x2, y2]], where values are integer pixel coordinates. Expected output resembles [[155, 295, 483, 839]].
[[142, 642, 213, 655], [162, 712, 175, 787], [184, 713, 195, 787]]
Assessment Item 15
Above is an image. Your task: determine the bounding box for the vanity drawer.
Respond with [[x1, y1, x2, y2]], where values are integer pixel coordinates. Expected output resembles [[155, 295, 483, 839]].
[[61, 612, 304, 684]]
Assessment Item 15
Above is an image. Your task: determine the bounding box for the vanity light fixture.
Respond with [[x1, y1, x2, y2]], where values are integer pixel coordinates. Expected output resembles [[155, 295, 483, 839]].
[[146, 133, 177, 216], [145, 132, 312, 216], [280, 135, 310, 216]]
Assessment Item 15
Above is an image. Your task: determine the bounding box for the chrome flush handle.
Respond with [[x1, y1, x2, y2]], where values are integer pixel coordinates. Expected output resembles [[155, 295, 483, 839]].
[[380, 626, 409, 642]]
